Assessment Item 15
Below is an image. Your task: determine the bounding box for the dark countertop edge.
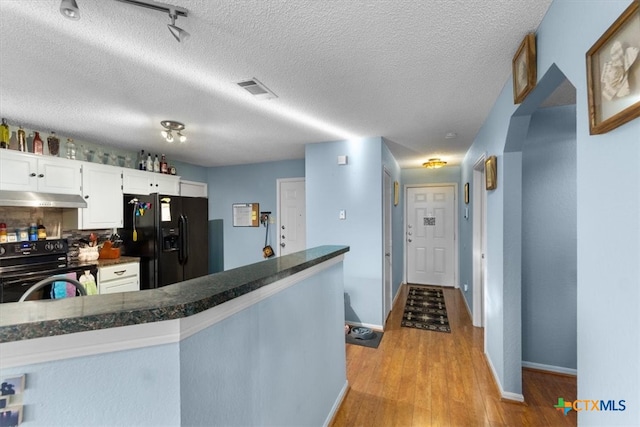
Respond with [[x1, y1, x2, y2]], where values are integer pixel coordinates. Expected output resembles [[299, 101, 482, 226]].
[[0, 246, 349, 343]]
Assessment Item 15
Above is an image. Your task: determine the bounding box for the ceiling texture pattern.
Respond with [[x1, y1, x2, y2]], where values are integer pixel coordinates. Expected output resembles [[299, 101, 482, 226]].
[[0, 0, 552, 168]]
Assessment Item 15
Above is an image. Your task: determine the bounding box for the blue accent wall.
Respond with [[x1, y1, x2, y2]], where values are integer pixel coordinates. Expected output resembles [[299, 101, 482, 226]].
[[171, 159, 208, 183], [522, 105, 577, 370], [207, 159, 305, 269], [460, 1, 639, 421], [306, 137, 385, 327]]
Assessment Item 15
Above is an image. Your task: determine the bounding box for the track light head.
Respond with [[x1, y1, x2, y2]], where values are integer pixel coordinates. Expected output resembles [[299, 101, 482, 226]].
[[167, 12, 190, 43], [60, 0, 80, 20]]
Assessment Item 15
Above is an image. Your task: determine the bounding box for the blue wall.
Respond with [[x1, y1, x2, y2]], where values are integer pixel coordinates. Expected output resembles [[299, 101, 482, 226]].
[[460, 1, 639, 422], [207, 159, 305, 269], [306, 137, 386, 328], [172, 159, 208, 183], [522, 105, 577, 371]]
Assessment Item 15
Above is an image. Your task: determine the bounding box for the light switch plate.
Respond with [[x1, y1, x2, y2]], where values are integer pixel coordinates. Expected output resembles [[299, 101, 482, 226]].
[[337, 155, 348, 165], [339, 210, 346, 220]]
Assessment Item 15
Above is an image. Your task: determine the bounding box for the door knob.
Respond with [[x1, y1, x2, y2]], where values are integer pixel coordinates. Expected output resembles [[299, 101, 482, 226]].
[[407, 239, 412, 242], [281, 235, 285, 239], [407, 231, 412, 236], [281, 225, 285, 230], [280, 242, 286, 247]]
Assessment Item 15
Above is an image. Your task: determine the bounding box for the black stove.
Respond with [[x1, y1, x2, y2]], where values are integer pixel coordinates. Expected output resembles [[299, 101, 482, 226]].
[[0, 239, 97, 303]]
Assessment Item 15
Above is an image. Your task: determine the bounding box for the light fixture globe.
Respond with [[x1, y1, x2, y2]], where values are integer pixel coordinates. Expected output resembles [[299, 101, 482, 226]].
[[168, 12, 190, 43], [422, 158, 447, 169]]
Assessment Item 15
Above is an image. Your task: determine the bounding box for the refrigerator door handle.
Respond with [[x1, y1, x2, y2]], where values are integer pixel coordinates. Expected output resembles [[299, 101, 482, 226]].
[[179, 214, 189, 265]]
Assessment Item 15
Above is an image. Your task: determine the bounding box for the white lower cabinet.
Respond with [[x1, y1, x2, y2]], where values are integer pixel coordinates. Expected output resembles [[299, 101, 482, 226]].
[[98, 262, 140, 294]]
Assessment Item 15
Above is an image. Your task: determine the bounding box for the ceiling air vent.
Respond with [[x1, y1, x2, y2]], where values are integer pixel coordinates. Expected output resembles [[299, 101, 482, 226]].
[[236, 78, 278, 100]]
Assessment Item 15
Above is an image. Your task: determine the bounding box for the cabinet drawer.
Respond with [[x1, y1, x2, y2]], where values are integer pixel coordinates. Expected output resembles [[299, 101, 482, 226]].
[[99, 277, 139, 295], [99, 262, 138, 282]]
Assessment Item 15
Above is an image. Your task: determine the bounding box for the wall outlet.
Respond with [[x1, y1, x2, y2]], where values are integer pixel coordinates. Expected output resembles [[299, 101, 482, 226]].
[[339, 210, 346, 220]]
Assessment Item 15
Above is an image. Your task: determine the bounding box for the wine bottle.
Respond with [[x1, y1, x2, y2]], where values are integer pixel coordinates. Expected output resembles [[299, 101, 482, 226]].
[[139, 149, 145, 170], [153, 154, 160, 173], [146, 152, 153, 172], [160, 154, 168, 174], [0, 118, 9, 149]]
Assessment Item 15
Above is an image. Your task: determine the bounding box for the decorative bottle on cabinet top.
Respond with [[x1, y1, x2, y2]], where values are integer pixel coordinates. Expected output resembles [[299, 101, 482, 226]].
[[17, 126, 27, 152], [0, 118, 9, 149], [47, 131, 60, 156], [33, 131, 44, 155]]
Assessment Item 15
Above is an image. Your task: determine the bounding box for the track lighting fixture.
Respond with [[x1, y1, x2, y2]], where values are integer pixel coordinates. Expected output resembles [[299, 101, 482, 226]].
[[168, 9, 190, 43], [115, 1, 190, 43], [160, 120, 187, 143], [60, 0, 80, 20]]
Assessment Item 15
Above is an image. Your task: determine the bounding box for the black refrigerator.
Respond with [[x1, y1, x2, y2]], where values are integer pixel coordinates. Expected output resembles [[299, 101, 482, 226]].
[[120, 194, 209, 289]]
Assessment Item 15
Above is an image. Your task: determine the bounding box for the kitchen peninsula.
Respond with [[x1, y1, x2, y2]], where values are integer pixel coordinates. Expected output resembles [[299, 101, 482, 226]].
[[0, 246, 349, 426]]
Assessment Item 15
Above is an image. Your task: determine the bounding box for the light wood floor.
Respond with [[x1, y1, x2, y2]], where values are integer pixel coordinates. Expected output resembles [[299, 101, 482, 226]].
[[331, 284, 577, 427]]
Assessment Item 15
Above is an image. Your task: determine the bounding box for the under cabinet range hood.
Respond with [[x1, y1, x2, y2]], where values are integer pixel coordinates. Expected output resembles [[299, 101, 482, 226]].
[[0, 190, 87, 208]]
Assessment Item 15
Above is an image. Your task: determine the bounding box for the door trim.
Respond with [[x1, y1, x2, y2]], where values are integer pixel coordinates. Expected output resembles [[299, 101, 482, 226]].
[[472, 154, 487, 328], [403, 183, 459, 287], [383, 168, 393, 325], [276, 177, 305, 256]]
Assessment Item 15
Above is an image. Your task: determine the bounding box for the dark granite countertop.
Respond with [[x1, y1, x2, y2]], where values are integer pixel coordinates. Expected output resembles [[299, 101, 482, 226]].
[[0, 245, 349, 343]]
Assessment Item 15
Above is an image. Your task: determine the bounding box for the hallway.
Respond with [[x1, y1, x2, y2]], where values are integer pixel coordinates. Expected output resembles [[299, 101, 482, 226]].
[[331, 285, 577, 426]]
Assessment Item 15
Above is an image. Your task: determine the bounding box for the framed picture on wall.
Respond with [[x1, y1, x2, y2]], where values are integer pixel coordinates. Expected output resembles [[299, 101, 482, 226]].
[[464, 182, 469, 204], [485, 156, 497, 191], [512, 33, 537, 104], [586, 1, 640, 135]]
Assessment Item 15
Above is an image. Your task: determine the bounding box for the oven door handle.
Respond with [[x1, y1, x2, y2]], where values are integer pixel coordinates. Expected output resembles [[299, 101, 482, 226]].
[[18, 277, 87, 302]]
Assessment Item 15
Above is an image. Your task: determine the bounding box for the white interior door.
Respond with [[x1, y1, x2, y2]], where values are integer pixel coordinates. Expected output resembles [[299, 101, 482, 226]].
[[277, 178, 306, 256], [406, 185, 455, 286], [383, 170, 392, 323]]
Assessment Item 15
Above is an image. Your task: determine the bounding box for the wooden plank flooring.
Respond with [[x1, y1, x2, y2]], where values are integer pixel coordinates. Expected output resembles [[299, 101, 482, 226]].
[[331, 285, 577, 427]]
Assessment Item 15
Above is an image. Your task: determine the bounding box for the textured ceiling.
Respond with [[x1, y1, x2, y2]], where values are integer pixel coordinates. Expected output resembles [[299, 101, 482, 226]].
[[0, 0, 552, 168]]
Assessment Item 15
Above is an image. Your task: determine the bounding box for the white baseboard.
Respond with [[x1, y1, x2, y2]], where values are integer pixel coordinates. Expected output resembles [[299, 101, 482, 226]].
[[458, 288, 474, 322], [522, 361, 577, 376], [485, 352, 525, 402], [323, 380, 349, 427]]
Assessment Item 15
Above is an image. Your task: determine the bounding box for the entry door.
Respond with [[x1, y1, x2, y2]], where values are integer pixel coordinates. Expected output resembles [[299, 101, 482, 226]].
[[278, 178, 306, 256], [406, 186, 455, 286]]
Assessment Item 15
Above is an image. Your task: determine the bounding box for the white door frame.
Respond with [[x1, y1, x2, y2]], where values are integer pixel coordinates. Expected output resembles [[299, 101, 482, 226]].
[[276, 177, 305, 256], [403, 183, 459, 287], [383, 168, 393, 324], [472, 155, 487, 328]]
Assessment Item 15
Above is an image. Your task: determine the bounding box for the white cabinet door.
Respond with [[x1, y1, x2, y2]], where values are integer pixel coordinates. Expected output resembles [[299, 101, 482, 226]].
[[122, 168, 153, 195], [154, 174, 180, 195], [0, 150, 37, 191], [180, 180, 208, 198], [36, 157, 82, 195], [0, 151, 81, 194], [79, 163, 123, 229]]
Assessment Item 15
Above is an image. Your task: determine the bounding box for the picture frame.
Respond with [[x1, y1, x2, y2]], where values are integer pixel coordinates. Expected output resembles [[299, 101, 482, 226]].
[[586, 1, 640, 135], [394, 181, 399, 206], [512, 33, 537, 104], [485, 156, 497, 191], [464, 183, 469, 204]]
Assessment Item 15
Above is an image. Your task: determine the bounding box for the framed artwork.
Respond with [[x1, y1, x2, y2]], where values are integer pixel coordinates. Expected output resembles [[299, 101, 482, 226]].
[[394, 181, 399, 206], [232, 203, 259, 227], [586, 1, 640, 135], [485, 156, 497, 191], [464, 183, 469, 204], [512, 33, 537, 104]]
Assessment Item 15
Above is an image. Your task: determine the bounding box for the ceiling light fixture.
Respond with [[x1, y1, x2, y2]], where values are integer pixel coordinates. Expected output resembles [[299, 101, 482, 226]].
[[60, 0, 80, 20], [114, 0, 189, 42], [167, 9, 190, 43], [422, 158, 447, 169], [160, 120, 186, 143]]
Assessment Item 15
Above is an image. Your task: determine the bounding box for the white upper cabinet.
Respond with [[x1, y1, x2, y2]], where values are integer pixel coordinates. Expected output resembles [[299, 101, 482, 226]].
[[80, 162, 123, 229], [179, 180, 208, 198], [0, 150, 81, 195], [122, 168, 180, 196]]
